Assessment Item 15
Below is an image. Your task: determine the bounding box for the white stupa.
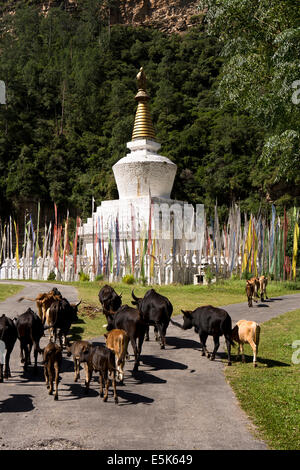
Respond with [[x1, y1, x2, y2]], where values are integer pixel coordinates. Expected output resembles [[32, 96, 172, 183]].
[[80, 67, 189, 282]]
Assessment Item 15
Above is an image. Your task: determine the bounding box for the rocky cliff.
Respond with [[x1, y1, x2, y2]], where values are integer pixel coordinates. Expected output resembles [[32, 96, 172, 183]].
[[111, 0, 203, 33], [39, 0, 203, 34]]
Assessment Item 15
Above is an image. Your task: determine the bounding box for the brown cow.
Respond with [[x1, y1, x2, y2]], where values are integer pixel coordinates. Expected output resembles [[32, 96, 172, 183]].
[[248, 277, 260, 301], [246, 281, 255, 307], [66, 340, 91, 383], [232, 320, 260, 367], [259, 275, 268, 301], [43, 342, 62, 400], [104, 329, 129, 384], [18, 288, 62, 323]]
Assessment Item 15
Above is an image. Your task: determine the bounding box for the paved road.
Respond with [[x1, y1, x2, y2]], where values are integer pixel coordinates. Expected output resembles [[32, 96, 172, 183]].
[[0, 281, 299, 450]]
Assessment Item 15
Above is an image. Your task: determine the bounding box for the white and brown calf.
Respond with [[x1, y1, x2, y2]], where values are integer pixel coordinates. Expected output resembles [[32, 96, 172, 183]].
[[104, 329, 129, 384], [232, 320, 260, 367]]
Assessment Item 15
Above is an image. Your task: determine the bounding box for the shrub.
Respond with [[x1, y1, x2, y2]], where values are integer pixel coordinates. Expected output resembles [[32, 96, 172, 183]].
[[122, 274, 135, 284], [47, 271, 56, 281], [95, 274, 104, 281], [79, 271, 90, 282], [204, 266, 215, 285]]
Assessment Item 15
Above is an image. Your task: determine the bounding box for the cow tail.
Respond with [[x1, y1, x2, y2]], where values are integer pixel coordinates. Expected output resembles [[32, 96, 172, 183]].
[[117, 335, 128, 366], [255, 324, 260, 346], [223, 317, 235, 347]]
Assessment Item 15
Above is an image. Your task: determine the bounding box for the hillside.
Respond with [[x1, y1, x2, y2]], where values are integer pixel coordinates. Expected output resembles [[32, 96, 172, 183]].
[[0, 0, 299, 228]]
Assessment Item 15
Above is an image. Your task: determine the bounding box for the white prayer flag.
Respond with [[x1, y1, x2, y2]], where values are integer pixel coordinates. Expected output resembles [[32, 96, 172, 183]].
[[0, 81, 5, 104]]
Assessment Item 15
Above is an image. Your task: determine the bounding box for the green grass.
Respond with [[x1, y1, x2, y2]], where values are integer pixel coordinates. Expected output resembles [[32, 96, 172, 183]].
[[225, 309, 300, 450], [0, 284, 24, 302], [70, 279, 300, 340]]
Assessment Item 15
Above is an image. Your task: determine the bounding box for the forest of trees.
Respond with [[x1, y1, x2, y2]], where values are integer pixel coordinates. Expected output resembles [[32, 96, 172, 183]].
[[0, 0, 299, 227]]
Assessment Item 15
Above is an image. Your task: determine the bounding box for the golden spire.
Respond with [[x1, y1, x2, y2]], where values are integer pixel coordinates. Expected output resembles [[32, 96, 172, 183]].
[[132, 67, 156, 141]]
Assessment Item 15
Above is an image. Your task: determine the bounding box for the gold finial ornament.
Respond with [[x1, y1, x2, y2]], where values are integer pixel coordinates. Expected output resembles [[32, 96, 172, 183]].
[[132, 67, 156, 141]]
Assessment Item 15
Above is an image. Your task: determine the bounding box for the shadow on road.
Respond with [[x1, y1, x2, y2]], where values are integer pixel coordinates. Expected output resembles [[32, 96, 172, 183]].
[[141, 354, 188, 371], [117, 389, 154, 406], [0, 393, 34, 413], [166, 336, 200, 350], [128, 369, 167, 385]]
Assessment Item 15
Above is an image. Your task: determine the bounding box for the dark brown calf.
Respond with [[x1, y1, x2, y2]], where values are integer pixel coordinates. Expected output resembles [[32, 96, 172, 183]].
[[43, 342, 62, 400], [79, 344, 118, 404]]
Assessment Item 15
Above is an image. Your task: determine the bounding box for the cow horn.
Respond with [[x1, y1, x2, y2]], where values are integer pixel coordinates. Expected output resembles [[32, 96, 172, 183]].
[[131, 290, 138, 301], [76, 300, 82, 307]]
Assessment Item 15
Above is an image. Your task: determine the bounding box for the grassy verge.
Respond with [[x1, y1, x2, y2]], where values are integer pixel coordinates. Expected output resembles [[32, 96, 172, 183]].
[[225, 309, 300, 450], [71, 279, 300, 340], [0, 284, 24, 302]]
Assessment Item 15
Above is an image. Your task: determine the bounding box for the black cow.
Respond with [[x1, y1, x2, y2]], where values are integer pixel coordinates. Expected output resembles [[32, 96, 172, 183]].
[[0, 314, 18, 382], [45, 298, 81, 348], [170, 305, 234, 365], [79, 344, 118, 403], [98, 285, 122, 314], [15, 308, 44, 373], [131, 289, 173, 349], [104, 305, 146, 373]]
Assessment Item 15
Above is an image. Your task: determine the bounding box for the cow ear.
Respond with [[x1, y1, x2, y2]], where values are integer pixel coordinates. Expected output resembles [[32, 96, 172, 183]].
[[181, 310, 190, 316], [104, 333, 108, 338]]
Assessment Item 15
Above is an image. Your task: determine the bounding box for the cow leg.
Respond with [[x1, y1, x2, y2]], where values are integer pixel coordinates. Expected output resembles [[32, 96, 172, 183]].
[[112, 371, 118, 404], [154, 325, 159, 342], [54, 361, 59, 400], [33, 346, 39, 375], [248, 339, 258, 367], [137, 332, 145, 363], [156, 323, 166, 350], [0, 363, 3, 382], [199, 333, 209, 357], [48, 367, 54, 395], [28, 344, 32, 365], [145, 326, 150, 341], [131, 337, 139, 372], [84, 364, 92, 395], [210, 335, 220, 361], [224, 336, 232, 366], [44, 364, 49, 389], [4, 347, 12, 379], [74, 358, 80, 382], [99, 372, 104, 398], [24, 345, 30, 372], [20, 344, 25, 364]]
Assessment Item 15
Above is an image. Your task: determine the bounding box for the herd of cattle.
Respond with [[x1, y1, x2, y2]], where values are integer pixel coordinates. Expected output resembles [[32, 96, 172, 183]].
[[0, 279, 266, 402]]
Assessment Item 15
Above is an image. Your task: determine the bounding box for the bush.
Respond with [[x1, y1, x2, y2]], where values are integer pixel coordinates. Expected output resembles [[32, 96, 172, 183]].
[[204, 266, 215, 285], [95, 274, 104, 282], [47, 271, 56, 281], [122, 274, 135, 284], [79, 271, 90, 282]]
